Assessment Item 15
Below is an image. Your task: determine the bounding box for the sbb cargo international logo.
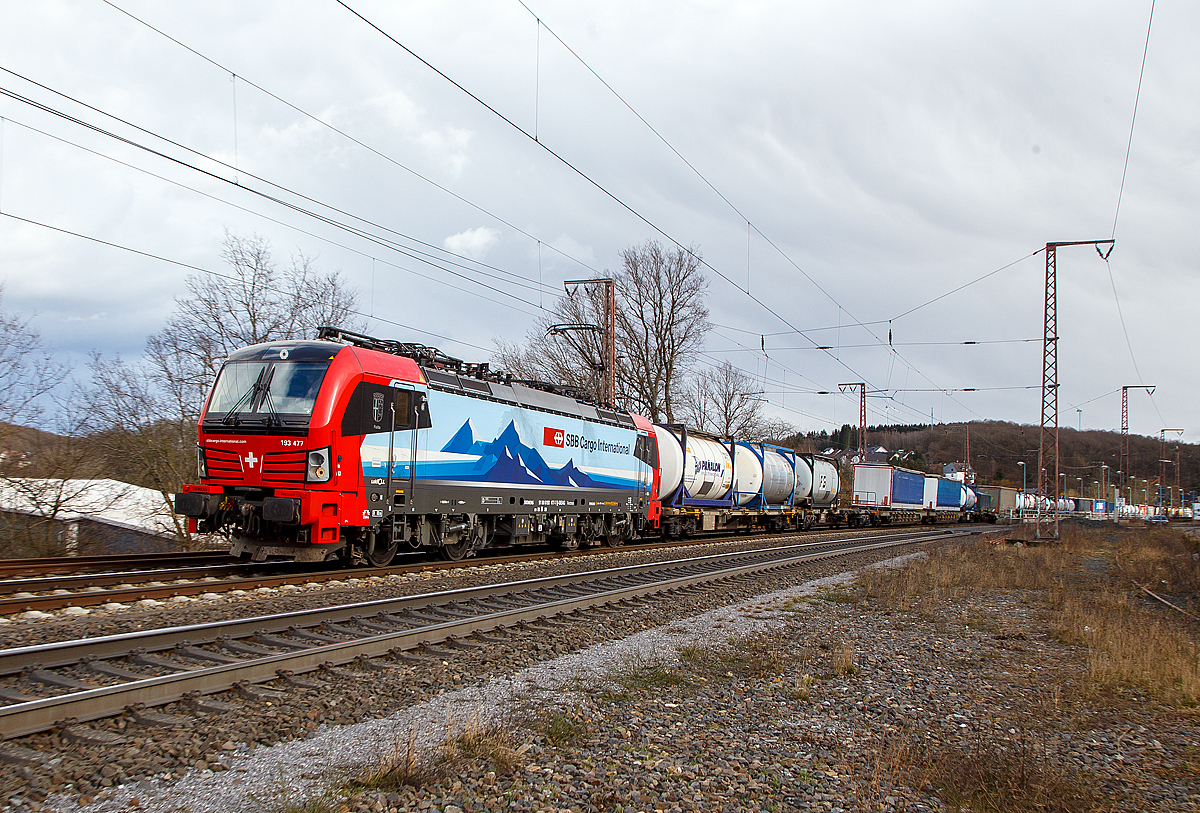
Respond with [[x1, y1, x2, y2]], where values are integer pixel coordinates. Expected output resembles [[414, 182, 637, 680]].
[[543, 427, 565, 448]]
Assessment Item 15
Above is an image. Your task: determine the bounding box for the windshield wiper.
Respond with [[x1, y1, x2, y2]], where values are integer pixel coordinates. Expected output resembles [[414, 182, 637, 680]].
[[221, 367, 267, 426], [258, 366, 281, 427]]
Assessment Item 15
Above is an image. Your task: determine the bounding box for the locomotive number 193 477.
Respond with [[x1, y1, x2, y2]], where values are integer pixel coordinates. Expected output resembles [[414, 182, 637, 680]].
[[279, 439, 305, 447]]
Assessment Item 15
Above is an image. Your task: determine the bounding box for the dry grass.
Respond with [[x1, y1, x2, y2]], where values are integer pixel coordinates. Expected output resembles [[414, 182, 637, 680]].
[[602, 651, 690, 700], [677, 629, 797, 680], [353, 716, 519, 792], [855, 729, 1095, 813], [919, 733, 1096, 813], [1054, 589, 1200, 705], [830, 641, 857, 676], [859, 522, 1200, 705]]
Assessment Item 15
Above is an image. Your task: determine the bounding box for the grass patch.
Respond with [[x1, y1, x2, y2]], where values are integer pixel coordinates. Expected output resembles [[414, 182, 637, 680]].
[[858, 523, 1200, 705], [534, 707, 584, 747], [813, 584, 863, 604], [677, 630, 799, 680], [603, 651, 689, 699], [859, 730, 1096, 813], [352, 716, 519, 793], [830, 641, 857, 676], [921, 735, 1096, 813]]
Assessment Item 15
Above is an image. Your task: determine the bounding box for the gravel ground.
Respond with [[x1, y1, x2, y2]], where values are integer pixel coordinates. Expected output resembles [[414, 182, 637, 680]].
[[0, 538, 946, 812], [21, 535, 1196, 813]]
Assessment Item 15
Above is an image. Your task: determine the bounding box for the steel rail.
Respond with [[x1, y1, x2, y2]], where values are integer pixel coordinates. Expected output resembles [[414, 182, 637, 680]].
[[0, 525, 958, 613], [0, 530, 941, 672], [0, 530, 966, 739], [0, 551, 233, 579]]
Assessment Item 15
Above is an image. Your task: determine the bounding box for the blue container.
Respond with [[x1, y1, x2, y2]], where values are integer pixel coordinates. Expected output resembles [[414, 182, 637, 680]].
[[937, 478, 961, 508], [892, 469, 925, 507]]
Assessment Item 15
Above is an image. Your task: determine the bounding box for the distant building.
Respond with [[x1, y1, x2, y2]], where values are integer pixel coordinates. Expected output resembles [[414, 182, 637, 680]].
[[821, 444, 889, 465], [0, 478, 193, 557], [942, 462, 976, 485]]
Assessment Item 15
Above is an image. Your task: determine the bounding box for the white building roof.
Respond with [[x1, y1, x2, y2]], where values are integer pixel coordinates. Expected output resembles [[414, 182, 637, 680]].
[[0, 478, 181, 538]]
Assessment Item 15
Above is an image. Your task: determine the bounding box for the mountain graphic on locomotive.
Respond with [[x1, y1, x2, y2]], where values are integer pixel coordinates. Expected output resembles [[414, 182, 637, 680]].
[[174, 327, 980, 567]]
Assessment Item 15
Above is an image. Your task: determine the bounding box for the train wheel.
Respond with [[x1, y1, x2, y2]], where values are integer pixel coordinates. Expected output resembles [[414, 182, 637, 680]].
[[441, 535, 471, 561], [367, 537, 398, 568], [557, 535, 581, 552]]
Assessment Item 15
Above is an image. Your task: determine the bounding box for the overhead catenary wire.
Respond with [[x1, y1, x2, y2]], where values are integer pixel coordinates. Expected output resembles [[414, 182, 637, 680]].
[[98, 0, 604, 284], [1111, 0, 1156, 241], [0, 73, 559, 312], [510, 0, 1010, 421], [0, 114, 543, 318], [0, 210, 495, 357], [708, 338, 1042, 352], [1102, 0, 1169, 432], [338, 1, 979, 419]]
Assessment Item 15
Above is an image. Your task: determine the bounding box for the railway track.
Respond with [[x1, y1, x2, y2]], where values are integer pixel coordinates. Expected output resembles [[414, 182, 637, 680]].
[[0, 550, 234, 580], [0, 524, 971, 614], [0, 527, 966, 741]]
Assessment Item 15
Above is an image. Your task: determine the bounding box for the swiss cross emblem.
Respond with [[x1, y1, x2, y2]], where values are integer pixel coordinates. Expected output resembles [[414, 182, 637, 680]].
[[245, 452, 258, 469], [543, 427, 564, 448]]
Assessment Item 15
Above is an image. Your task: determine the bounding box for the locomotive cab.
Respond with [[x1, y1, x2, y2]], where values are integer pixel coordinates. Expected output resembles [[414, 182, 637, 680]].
[[174, 339, 425, 562]]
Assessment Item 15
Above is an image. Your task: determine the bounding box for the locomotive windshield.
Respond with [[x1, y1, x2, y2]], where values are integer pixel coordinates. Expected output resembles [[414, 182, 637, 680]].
[[203, 360, 331, 429]]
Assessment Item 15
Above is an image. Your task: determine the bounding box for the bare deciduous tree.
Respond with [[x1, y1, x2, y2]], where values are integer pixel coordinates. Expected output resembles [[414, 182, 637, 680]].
[[615, 241, 709, 423], [0, 288, 67, 440], [146, 231, 364, 420], [679, 360, 796, 441], [492, 240, 709, 421], [81, 232, 363, 541]]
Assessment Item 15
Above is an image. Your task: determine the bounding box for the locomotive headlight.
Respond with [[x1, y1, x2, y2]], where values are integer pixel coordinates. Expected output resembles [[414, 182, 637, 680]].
[[197, 447, 208, 479], [306, 447, 332, 483]]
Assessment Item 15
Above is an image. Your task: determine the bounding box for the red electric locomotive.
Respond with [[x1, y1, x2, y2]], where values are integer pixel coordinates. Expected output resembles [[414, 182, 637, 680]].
[[175, 328, 662, 565]]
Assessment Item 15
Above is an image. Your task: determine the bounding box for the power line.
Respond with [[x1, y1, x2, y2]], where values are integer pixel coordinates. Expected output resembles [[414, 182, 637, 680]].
[[337, 2, 921, 405], [99, 0, 604, 283], [0, 114, 543, 318], [510, 1, 1011, 422], [0, 71, 558, 311], [1112, 0, 1156, 240], [708, 338, 1041, 352], [0, 209, 495, 356], [887, 250, 1042, 323]]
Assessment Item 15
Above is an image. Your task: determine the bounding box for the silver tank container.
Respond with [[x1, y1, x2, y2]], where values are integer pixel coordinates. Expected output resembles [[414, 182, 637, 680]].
[[654, 426, 732, 502]]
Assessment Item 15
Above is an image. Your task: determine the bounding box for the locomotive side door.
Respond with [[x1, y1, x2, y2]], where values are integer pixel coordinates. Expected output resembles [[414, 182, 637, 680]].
[[386, 380, 429, 516]]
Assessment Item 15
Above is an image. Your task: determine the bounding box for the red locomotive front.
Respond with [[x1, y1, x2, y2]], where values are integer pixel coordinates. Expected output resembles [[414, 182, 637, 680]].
[[174, 339, 424, 562]]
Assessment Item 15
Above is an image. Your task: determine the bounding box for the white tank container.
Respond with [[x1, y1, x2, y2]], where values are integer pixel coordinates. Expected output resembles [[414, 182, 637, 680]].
[[656, 429, 684, 501], [761, 448, 797, 504], [960, 485, 977, 510], [737, 444, 798, 505], [654, 427, 732, 501], [732, 444, 763, 506], [807, 455, 840, 507]]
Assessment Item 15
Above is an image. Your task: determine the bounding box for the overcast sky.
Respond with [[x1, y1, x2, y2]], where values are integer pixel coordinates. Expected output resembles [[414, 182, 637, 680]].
[[0, 0, 1195, 448]]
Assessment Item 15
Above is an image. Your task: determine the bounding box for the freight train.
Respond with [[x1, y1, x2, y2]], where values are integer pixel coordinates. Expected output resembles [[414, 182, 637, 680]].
[[174, 329, 980, 566], [850, 463, 993, 524]]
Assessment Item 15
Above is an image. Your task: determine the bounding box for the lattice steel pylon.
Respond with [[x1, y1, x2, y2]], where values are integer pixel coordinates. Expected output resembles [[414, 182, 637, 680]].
[[561, 278, 616, 408], [1120, 385, 1155, 491], [838, 383, 867, 460], [1037, 240, 1113, 539]]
